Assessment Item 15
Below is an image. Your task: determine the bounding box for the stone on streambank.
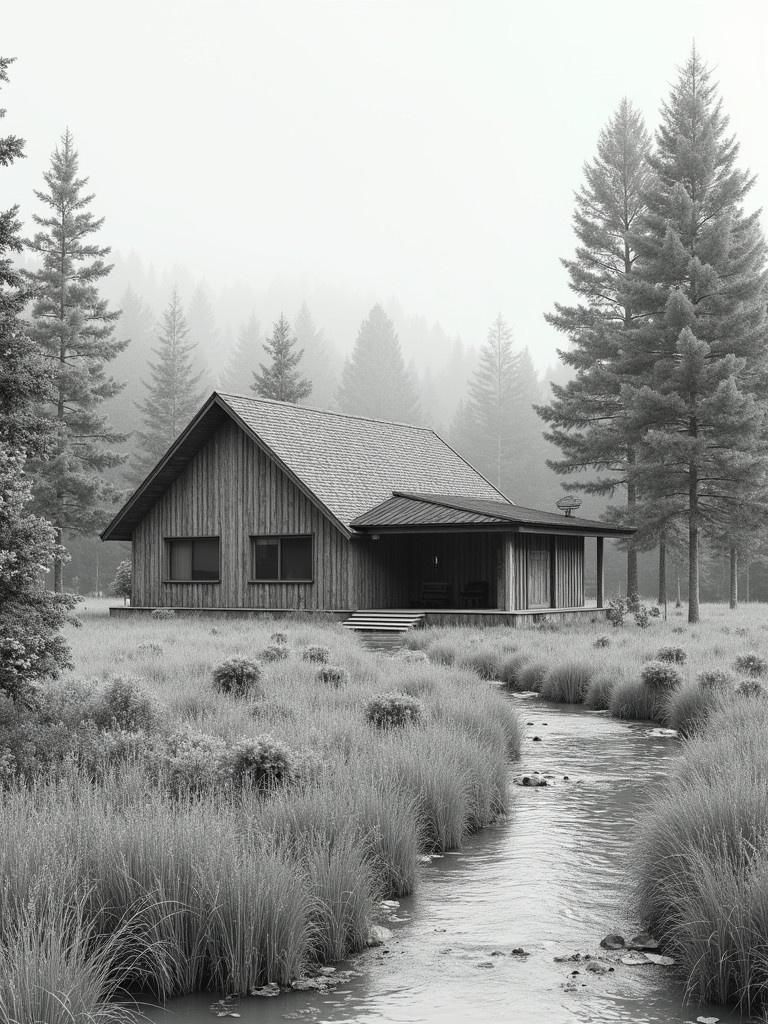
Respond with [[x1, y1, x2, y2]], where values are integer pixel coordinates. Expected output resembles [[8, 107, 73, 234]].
[[599, 930, 660, 952], [367, 924, 393, 947]]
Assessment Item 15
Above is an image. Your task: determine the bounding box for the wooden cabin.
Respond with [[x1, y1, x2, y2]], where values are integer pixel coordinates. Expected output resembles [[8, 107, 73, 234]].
[[101, 392, 634, 626]]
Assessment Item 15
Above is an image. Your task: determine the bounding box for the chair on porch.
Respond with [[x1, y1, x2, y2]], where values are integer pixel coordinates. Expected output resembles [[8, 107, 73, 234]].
[[459, 580, 489, 608], [419, 581, 452, 608]]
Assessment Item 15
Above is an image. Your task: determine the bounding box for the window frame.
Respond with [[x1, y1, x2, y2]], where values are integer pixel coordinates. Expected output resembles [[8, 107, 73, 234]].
[[249, 533, 314, 584], [164, 536, 221, 583]]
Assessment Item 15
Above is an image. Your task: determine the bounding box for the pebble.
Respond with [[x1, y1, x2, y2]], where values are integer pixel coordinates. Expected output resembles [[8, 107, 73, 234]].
[[475, 961, 495, 969], [600, 933, 625, 950]]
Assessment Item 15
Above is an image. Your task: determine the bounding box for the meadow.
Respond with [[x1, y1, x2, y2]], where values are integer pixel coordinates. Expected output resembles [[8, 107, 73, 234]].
[[406, 600, 768, 1015], [0, 606, 520, 1023]]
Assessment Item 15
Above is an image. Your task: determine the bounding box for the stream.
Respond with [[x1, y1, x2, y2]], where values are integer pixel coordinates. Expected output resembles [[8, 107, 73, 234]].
[[145, 697, 742, 1024]]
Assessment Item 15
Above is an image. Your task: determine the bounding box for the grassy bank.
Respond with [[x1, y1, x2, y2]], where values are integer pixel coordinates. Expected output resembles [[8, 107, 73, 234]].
[[406, 601, 768, 733], [406, 601, 768, 1015], [0, 612, 521, 1022]]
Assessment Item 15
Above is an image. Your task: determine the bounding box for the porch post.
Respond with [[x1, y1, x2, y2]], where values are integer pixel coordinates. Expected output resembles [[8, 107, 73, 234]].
[[596, 536, 605, 607], [498, 535, 515, 611]]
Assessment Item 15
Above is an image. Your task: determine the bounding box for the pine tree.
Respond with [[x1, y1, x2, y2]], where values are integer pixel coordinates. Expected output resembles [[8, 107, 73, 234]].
[[25, 130, 127, 592], [337, 304, 420, 422], [252, 313, 312, 404], [294, 302, 340, 409], [186, 284, 217, 387], [625, 49, 768, 623], [107, 287, 156, 436], [133, 290, 205, 478], [538, 99, 653, 595], [221, 313, 261, 392], [0, 59, 74, 699], [450, 315, 535, 495]]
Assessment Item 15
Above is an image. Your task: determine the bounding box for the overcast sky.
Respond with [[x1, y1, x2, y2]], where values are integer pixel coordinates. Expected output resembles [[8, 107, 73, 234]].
[[5, 0, 768, 370]]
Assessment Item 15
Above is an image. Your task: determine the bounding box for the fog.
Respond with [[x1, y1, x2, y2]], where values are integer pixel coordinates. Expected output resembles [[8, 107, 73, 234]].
[[5, 0, 768, 372]]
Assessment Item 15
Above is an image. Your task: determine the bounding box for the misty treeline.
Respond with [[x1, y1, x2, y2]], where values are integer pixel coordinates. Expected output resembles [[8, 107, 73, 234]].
[[5, 47, 768, 618]]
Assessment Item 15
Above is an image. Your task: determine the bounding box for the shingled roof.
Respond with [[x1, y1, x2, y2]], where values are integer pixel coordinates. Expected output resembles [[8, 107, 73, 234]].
[[101, 392, 509, 540]]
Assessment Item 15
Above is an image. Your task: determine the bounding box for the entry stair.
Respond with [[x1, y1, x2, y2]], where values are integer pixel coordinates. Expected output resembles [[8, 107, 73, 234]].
[[342, 610, 425, 633]]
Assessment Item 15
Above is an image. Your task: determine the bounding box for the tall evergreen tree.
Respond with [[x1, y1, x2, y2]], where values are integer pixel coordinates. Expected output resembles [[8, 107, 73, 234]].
[[337, 304, 420, 422], [252, 313, 312, 403], [221, 313, 261, 392], [0, 59, 74, 699], [133, 290, 205, 478], [293, 302, 340, 409], [25, 129, 127, 593], [625, 49, 768, 623], [451, 315, 521, 490], [186, 284, 217, 387], [539, 99, 653, 596], [106, 287, 156, 436]]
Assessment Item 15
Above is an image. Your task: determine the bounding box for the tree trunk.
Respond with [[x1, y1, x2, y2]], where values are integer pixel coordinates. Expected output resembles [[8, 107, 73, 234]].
[[745, 562, 751, 603], [657, 536, 666, 606], [53, 526, 63, 594], [688, 465, 700, 624], [626, 447, 638, 597], [729, 546, 738, 610]]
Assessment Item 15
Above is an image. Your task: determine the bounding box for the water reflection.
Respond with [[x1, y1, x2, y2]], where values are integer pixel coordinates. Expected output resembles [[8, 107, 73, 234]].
[[146, 698, 742, 1024]]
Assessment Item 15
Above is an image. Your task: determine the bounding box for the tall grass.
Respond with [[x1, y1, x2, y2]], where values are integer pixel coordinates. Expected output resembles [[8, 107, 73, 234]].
[[0, 613, 521, 1011], [634, 696, 768, 1014]]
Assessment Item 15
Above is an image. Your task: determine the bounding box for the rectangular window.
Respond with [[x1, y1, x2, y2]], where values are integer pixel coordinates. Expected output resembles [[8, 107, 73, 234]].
[[250, 535, 312, 582], [167, 538, 220, 581]]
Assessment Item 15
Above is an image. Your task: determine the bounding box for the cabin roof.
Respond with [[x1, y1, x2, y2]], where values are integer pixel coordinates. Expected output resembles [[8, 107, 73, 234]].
[[350, 491, 635, 537], [101, 392, 509, 541]]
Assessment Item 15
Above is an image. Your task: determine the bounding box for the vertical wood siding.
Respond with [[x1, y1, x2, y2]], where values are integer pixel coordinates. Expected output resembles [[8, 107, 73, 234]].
[[511, 534, 585, 610], [132, 420, 350, 609]]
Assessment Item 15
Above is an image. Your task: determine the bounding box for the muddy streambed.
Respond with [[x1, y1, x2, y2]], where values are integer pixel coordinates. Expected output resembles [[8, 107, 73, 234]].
[[145, 698, 740, 1024]]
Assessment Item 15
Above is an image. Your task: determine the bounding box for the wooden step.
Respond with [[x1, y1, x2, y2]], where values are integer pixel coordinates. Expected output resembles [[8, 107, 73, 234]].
[[343, 610, 425, 634]]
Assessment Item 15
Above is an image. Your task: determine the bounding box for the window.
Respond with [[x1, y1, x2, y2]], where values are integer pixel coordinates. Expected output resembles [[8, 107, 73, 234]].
[[251, 535, 313, 581], [166, 538, 220, 581]]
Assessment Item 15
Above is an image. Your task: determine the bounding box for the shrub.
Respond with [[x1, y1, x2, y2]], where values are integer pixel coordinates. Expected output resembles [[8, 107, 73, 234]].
[[212, 658, 263, 699], [697, 669, 734, 692], [518, 662, 547, 692], [163, 729, 228, 794], [541, 661, 592, 703], [151, 608, 175, 620], [649, 606, 661, 618], [221, 734, 294, 789], [366, 693, 424, 729], [91, 676, 160, 732], [735, 679, 766, 700], [606, 597, 626, 627], [593, 635, 610, 648], [260, 644, 288, 663], [270, 632, 288, 646], [317, 665, 348, 688], [626, 592, 641, 613], [734, 652, 767, 677], [641, 661, 683, 691], [585, 674, 615, 710], [657, 646, 687, 664], [302, 645, 330, 664], [634, 605, 650, 629]]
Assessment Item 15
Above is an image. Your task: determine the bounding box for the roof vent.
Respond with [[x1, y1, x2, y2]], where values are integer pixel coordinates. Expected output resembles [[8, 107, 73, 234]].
[[555, 495, 582, 518]]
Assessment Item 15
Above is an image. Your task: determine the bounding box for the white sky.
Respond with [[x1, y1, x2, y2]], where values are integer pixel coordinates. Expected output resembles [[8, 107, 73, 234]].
[[5, 0, 768, 370]]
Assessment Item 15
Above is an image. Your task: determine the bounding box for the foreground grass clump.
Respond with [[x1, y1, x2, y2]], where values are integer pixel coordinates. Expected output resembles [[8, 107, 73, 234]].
[[0, 611, 520, 1016], [635, 695, 768, 1014], [541, 661, 593, 703]]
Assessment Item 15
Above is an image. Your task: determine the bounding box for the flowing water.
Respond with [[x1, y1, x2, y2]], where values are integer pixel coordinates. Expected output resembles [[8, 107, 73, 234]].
[[145, 697, 743, 1024]]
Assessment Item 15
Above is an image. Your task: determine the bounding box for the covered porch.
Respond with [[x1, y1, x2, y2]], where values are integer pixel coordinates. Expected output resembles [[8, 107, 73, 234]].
[[349, 491, 632, 618]]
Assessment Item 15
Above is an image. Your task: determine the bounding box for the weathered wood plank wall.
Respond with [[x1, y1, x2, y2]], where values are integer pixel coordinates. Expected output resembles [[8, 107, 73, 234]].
[[132, 420, 351, 609]]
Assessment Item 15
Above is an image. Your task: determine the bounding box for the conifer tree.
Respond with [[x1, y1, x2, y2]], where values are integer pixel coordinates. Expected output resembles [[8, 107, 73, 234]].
[[25, 129, 127, 593], [625, 49, 768, 623], [107, 287, 155, 435], [252, 313, 312, 403], [294, 302, 340, 409], [132, 290, 205, 478], [186, 284, 217, 387], [0, 59, 74, 698], [221, 313, 261, 392], [539, 99, 653, 595], [451, 314, 522, 491], [337, 304, 420, 422]]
